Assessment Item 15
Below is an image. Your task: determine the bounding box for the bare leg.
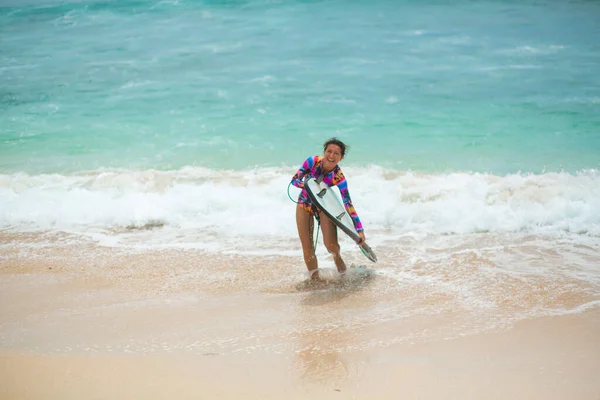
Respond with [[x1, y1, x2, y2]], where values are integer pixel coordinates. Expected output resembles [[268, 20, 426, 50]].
[[319, 210, 347, 275], [296, 204, 319, 279]]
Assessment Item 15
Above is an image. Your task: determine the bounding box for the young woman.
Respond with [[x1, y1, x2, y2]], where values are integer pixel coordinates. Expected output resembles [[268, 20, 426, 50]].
[[290, 138, 366, 280]]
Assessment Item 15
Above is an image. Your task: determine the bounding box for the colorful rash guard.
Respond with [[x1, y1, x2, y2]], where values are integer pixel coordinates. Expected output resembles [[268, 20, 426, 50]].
[[291, 155, 363, 232]]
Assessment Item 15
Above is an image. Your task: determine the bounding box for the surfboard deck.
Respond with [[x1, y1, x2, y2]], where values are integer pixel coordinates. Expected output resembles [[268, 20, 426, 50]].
[[305, 177, 377, 263]]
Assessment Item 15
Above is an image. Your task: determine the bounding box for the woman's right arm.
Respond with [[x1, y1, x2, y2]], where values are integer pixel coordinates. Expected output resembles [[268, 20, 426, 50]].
[[290, 156, 316, 188]]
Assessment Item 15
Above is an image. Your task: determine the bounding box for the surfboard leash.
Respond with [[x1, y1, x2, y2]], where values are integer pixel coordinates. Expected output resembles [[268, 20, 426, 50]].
[[287, 181, 321, 251]]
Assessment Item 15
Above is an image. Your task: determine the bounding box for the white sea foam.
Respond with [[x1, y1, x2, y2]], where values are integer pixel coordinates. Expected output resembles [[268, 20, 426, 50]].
[[479, 64, 542, 71], [502, 45, 566, 55], [1, 167, 598, 242], [119, 80, 155, 90]]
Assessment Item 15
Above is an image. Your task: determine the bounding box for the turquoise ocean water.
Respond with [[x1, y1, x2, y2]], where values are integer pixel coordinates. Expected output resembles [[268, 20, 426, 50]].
[[2, 0, 599, 174]]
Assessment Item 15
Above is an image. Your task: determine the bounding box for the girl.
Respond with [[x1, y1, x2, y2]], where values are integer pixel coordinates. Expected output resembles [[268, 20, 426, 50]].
[[290, 138, 366, 280]]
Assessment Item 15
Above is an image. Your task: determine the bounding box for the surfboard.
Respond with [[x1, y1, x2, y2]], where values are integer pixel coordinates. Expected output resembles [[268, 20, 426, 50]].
[[305, 177, 377, 263]]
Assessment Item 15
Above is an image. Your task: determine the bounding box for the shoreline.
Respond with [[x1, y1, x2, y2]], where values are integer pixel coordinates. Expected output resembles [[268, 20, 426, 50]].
[[2, 231, 599, 399]]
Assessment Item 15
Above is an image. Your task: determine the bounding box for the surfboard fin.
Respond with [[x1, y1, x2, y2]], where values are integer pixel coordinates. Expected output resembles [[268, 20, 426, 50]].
[[336, 212, 345, 220], [317, 188, 327, 198]]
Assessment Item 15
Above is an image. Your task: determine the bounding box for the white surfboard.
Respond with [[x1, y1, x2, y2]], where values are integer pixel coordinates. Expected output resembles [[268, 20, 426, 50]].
[[305, 177, 377, 263]]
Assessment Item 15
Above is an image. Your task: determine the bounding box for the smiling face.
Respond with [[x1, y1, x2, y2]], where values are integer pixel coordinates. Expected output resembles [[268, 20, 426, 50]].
[[322, 144, 344, 172]]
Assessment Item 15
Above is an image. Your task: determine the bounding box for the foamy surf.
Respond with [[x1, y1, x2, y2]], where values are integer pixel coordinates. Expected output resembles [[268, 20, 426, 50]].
[[1, 166, 598, 243]]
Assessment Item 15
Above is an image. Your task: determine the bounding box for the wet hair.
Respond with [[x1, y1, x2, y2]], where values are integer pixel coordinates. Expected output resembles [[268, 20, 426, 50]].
[[323, 137, 348, 157]]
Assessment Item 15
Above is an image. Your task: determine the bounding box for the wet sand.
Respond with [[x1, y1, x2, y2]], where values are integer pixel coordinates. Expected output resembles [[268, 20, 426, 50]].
[[2, 309, 599, 400], [1, 232, 599, 399]]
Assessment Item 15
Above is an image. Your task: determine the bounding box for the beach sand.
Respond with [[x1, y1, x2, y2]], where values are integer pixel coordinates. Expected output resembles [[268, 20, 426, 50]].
[[1, 232, 599, 400], [2, 310, 599, 400]]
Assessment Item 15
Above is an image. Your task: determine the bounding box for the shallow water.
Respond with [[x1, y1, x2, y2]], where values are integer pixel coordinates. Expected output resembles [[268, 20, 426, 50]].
[[1, 233, 598, 356]]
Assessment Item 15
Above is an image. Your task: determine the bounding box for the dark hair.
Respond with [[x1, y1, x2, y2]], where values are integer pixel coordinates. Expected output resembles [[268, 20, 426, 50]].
[[323, 137, 348, 157]]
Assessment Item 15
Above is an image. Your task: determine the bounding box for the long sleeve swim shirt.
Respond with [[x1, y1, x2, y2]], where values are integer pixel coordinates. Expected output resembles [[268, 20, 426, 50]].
[[290, 155, 363, 232]]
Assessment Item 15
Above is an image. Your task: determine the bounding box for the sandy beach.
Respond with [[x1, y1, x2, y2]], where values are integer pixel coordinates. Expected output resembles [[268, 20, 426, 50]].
[[1, 232, 599, 400], [2, 309, 599, 400]]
